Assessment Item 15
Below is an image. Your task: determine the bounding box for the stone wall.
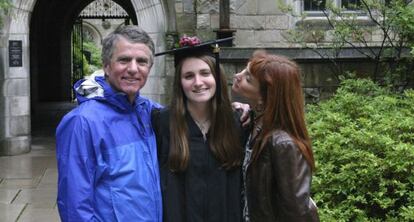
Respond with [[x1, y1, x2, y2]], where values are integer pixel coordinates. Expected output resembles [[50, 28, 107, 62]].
[[0, 2, 33, 155], [161, 0, 386, 105], [174, 0, 293, 47]]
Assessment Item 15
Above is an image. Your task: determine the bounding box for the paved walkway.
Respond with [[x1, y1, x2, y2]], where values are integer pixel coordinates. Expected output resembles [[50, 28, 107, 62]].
[[0, 136, 60, 222]]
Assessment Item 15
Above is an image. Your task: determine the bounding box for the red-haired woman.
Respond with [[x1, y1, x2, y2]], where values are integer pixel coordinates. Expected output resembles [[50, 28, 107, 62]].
[[232, 51, 319, 222]]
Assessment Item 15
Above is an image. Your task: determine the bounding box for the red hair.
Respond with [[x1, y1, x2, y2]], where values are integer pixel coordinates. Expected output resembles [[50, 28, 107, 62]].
[[249, 50, 315, 170]]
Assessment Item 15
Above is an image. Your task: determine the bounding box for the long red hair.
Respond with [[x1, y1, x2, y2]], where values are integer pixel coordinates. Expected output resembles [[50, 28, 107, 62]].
[[249, 50, 315, 170]]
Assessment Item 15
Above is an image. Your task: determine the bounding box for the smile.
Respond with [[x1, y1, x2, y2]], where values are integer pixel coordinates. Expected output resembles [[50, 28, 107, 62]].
[[122, 77, 140, 83], [192, 88, 209, 93]]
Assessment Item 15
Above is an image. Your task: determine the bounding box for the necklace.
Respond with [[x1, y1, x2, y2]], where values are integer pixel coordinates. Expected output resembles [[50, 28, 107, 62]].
[[250, 115, 263, 144], [194, 118, 210, 141]]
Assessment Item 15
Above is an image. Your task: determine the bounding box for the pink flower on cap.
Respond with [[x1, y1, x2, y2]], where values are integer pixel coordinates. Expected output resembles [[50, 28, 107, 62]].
[[179, 35, 202, 47]]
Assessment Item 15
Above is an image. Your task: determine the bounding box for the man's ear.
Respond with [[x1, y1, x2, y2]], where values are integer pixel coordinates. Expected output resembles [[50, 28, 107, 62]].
[[103, 64, 110, 75]]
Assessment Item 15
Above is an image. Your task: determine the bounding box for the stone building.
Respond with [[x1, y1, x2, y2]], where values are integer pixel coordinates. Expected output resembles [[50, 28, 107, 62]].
[[0, 0, 393, 155]]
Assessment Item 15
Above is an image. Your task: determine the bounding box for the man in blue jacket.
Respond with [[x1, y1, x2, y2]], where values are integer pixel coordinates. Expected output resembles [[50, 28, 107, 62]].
[[56, 25, 162, 221]]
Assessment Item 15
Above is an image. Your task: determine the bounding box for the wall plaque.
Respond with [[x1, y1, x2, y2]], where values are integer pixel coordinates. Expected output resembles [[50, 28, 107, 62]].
[[9, 40, 23, 67]]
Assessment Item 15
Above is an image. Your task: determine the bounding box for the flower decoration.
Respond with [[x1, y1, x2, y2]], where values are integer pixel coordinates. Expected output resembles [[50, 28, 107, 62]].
[[178, 35, 201, 47]]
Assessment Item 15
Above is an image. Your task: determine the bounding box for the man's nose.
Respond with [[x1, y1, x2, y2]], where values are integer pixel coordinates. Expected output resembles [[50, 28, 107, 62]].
[[127, 61, 138, 73]]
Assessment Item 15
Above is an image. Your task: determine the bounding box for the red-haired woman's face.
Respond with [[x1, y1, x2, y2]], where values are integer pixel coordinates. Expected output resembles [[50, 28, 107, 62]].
[[232, 64, 261, 103]]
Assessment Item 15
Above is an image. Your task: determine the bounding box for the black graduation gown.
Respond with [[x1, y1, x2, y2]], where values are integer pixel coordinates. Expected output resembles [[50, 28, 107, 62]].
[[152, 108, 243, 222]]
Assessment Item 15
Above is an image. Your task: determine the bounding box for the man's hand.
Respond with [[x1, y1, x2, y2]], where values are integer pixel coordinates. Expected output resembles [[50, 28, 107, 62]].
[[231, 102, 251, 127]]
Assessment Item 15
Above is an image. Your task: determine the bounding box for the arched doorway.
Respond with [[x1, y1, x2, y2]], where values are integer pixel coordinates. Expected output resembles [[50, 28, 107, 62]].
[[72, 0, 133, 100], [29, 0, 167, 136]]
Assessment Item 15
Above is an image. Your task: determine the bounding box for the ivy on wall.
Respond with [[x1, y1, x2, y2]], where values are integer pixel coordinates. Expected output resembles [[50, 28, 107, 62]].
[[0, 0, 11, 28]]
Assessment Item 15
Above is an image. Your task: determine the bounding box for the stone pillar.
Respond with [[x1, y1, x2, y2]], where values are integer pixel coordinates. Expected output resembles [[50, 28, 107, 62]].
[[133, 0, 167, 104], [0, 4, 32, 156]]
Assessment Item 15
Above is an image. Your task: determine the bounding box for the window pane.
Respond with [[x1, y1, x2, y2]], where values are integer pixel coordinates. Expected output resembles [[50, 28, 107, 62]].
[[342, 0, 361, 10], [304, 0, 326, 11]]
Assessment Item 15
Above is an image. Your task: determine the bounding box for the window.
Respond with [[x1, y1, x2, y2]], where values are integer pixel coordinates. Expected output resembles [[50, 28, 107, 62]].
[[305, 0, 326, 11], [304, 0, 362, 11], [341, 0, 362, 10]]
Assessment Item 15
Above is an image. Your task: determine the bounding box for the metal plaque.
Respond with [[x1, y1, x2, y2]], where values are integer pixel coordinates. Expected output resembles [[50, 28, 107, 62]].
[[9, 40, 23, 67]]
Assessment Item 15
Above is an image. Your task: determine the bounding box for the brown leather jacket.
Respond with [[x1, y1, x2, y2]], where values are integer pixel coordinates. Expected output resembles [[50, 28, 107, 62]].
[[245, 130, 319, 222]]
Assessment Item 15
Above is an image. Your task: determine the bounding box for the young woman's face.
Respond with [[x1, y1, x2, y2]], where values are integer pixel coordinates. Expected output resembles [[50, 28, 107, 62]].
[[180, 57, 217, 106], [232, 63, 261, 102]]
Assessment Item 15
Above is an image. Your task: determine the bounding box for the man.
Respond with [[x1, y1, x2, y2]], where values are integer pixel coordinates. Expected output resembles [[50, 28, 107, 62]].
[[56, 25, 162, 221]]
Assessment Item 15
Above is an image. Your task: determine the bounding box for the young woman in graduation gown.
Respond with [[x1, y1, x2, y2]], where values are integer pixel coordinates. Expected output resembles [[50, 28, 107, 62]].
[[152, 41, 246, 222]]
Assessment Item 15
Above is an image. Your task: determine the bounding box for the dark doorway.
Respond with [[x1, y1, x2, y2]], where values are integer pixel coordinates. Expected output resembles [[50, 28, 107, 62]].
[[30, 0, 137, 135]]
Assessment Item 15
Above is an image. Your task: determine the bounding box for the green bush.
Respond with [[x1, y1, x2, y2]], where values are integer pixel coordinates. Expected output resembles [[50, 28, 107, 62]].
[[307, 79, 414, 221], [73, 45, 89, 77], [83, 40, 102, 74]]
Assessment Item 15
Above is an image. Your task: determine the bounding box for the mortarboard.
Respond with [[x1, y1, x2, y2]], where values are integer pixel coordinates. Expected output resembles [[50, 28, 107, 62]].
[[155, 36, 234, 104]]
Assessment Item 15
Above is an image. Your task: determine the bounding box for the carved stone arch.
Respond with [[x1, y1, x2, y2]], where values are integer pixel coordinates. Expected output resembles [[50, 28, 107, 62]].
[[162, 0, 177, 33], [29, 0, 167, 102], [0, 0, 170, 155], [128, 0, 169, 102], [81, 21, 103, 45]]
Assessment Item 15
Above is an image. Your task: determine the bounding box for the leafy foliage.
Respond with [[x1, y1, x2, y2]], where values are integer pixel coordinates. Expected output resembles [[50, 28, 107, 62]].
[[0, 0, 11, 28], [74, 47, 89, 76], [307, 79, 414, 221], [72, 36, 89, 77], [82, 40, 102, 75]]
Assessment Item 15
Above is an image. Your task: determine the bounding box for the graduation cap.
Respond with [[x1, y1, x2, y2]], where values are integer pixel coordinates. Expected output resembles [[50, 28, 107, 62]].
[[155, 36, 234, 104]]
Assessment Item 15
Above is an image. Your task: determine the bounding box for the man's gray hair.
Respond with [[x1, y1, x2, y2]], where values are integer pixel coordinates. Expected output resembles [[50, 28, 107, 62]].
[[101, 25, 155, 66]]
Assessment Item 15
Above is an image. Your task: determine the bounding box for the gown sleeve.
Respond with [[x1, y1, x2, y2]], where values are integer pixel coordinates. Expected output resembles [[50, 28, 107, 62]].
[[56, 114, 97, 222], [151, 108, 162, 153]]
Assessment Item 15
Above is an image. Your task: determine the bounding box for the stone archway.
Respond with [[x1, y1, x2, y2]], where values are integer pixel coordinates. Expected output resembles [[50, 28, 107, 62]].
[[81, 21, 103, 46], [0, 0, 168, 155]]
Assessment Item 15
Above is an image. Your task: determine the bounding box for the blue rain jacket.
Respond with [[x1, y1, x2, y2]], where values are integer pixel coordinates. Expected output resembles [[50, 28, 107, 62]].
[[56, 76, 163, 222]]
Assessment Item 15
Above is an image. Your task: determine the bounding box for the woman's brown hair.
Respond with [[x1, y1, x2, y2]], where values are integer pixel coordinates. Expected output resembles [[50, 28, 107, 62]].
[[249, 50, 315, 170], [168, 54, 242, 171]]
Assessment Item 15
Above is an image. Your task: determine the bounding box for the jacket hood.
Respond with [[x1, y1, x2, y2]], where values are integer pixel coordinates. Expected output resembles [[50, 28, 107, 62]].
[[74, 74, 139, 111], [74, 74, 105, 103]]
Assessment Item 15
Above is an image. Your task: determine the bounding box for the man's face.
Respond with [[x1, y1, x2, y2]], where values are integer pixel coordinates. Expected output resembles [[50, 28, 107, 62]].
[[104, 36, 152, 103]]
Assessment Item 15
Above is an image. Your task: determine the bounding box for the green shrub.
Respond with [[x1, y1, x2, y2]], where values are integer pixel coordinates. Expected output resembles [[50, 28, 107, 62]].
[[307, 79, 414, 221], [73, 45, 89, 77], [83, 40, 102, 73]]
